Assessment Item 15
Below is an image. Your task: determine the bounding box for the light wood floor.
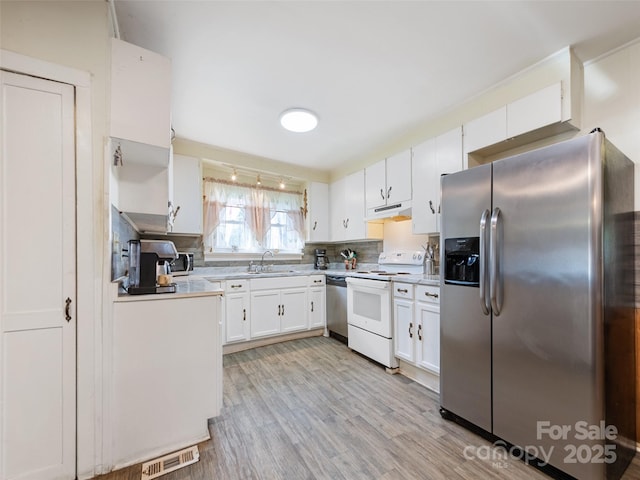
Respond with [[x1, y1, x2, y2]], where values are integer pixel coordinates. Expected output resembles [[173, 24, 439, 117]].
[[96, 336, 640, 480]]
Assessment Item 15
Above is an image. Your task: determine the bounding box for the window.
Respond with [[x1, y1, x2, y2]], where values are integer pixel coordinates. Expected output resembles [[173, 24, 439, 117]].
[[203, 179, 305, 254]]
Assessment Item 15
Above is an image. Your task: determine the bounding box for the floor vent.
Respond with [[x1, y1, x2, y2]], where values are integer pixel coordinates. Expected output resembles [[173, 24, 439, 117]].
[[141, 445, 199, 480]]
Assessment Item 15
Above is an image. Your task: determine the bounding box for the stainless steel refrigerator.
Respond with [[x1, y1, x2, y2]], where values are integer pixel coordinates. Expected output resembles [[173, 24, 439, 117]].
[[439, 131, 636, 480]]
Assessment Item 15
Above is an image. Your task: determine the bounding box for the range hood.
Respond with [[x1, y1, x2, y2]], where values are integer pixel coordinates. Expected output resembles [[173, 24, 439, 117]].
[[366, 200, 412, 221], [120, 211, 168, 234]]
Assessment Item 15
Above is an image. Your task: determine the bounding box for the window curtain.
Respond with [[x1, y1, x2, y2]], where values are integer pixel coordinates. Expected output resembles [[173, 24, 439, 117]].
[[203, 178, 305, 250]]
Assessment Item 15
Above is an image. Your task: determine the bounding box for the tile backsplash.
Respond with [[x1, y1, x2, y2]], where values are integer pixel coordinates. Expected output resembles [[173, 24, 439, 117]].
[[111, 204, 138, 281]]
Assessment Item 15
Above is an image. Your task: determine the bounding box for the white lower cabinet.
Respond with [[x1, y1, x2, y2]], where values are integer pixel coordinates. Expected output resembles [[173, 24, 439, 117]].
[[280, 288, 308, 333], [250, 290, 282, 338], [226, 275, 325, 343], [224, 280, 250, 343], [308, 275, 327, 330], [111, 295, 222, 468], [394, 283, 440, 375]]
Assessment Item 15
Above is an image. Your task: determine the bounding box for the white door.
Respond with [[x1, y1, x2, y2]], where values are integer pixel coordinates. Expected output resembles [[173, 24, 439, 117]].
[[416, 303, 440, 374], [0, 71, 76, 479]]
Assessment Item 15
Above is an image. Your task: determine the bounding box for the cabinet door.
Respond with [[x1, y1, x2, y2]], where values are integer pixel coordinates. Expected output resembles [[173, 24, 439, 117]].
[[463, 107, 507, 154], [171, 154, 203, 234], [385, 150, 412, 204], [394, 298, 415, 363], [110, 38, 171, 148], [344, 170, 366, 240], [416, 302, 440, 374], [411, 138, 438, 234], [435, 127, 463, 231], [225, 292, 250, 343], [329, 177, 346, 241], [280, 288, 308, 333], [250, 290, 281, 338], [308, 287, 326, 330], [507, 82, 562, 138], [365, 159, 386, 210], [307, 182, 329, 242]]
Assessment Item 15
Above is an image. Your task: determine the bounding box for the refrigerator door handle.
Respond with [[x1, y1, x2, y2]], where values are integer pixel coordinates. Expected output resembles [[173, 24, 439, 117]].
[[479, 209, 491, 315], [490, 207, 502, 316]]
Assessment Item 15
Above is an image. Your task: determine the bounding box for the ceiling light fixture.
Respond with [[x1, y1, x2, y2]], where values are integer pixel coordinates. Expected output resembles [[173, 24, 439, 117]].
[[279, 179, 286, 189], [231, 169, 238, 181], [256, 174, 261, 186], [279, 108, 318, 133]]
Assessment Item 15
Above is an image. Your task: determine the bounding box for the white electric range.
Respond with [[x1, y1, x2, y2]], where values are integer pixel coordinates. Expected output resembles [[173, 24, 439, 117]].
[[346, 251, 425, 368]]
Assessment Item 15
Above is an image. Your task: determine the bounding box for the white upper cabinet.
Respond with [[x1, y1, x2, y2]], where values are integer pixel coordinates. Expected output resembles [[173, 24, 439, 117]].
[[411, 138, 437, 235], [463, 107, 508, 155], [463, 48, 582, 163], [365, 159, 386, 210], [365, 150, 412, 214], [507, 82, 563, 138], [385, 150, 412, 204], [171, 154, 203, 235], [110, 38, 172, 149], [412, 127, 463, 235], [306, 182, 330, 243], [330, 170, 383, 242]]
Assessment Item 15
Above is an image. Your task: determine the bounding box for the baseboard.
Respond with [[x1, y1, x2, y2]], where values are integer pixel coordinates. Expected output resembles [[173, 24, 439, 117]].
[[222, 328, 324, 354], [397, 359, 440, 394]]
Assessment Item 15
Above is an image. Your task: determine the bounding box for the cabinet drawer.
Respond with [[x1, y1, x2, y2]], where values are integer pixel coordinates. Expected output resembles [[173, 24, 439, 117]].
[[225, 279, 249, 292], [416, 285, 440, 304], [251, 275, 308, 290], [308, 275, 326, 286], [393, 282, 414, 300]]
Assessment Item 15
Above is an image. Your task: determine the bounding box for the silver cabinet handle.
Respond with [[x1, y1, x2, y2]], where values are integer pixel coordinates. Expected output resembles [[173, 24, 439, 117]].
[[380, 188, 385, 200], [387, 186, 392, 199], [429, 200, 435, 214], [278, 304, 282, 316], [311, 301, 314, 312], [397, 288, 408, 294], [313, 279, 323, 284], [282, 304, 285, 316], [490, 207, 502, 316], [230, 284, 242, 289], [479, 209, 490, 315], [312, 221, 317, 231], [409, 322, 413, 338], [418, 324, 422, 341], [425, 292, 439, 298], [343, 218, 349, 229], [243, 308, 246, 321]]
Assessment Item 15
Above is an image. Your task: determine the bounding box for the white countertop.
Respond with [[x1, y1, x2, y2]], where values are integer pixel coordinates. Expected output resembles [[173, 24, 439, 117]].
[[113, 267, 440, 301], [113, 276, 224, 302]]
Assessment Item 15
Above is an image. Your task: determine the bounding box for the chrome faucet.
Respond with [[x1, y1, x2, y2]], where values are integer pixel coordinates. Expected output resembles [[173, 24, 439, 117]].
[[260, 250, 274, 272]]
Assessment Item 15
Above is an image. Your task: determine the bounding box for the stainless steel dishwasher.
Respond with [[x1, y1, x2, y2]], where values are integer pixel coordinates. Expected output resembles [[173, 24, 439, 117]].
[[325, 275, 348, 343]]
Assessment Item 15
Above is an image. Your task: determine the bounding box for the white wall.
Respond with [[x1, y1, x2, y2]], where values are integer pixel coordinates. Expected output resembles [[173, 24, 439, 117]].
[[382, 219, 430, 252], [583, 39, 640, 209]]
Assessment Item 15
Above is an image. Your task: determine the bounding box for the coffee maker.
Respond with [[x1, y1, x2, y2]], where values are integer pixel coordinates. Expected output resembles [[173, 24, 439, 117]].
[[314, 249, 328, 270], [127, 239, 179, 294]]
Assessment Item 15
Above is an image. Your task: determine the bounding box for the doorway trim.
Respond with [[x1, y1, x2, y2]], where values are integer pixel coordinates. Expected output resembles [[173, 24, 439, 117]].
[[1, 49, 98, 479]]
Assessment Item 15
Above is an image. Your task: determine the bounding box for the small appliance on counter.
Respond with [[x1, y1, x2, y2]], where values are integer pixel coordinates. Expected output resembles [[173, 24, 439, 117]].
[[170, 252, 194, 276], [127, 239, 179, 294], [314, 249, 328, 270]]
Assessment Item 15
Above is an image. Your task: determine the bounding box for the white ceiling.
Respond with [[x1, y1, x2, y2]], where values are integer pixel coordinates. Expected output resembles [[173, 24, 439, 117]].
[[114, 1, 640, 173]]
